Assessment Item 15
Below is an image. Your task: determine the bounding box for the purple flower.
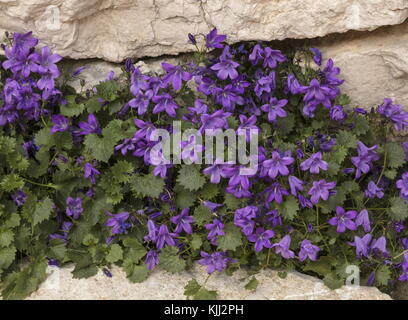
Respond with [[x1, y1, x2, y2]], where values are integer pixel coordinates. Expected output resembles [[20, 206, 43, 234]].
[[264, 182, 289, 205], [353, 234, 373, 258], [397, 173, 408, 202], [152, 93, 179, 118], [22, 140, 40, 159], [286, 73, 306, 95], [11, 190, 26, 207], [50, 115, 69, 133], [205, 28, 226, 49], [247, 228, 275, 252], [330, 105, 346, 122], [180, 134, 204, 164], [145, 250, 159, 270], [161, 62, 192, 91], [198, 251, 233, 274], [371, 236, 388, 256], [105, 211, 131, 235], [72, 66, 86, 77], [188, 33, 197, 45], [156, 225, 177, 250], [205, 219, 225, 245], [261, 97, 288, 122], [308, 180, 336, 204], [237, 114, 259, 143], [271, 235, 295, 259], [36, 46, 62, 75], [66, 197, 83, 220], [265, 210, 283, 227], [351, 141, 379, 179], [203, 201, 224, 212], [262, 48, 286, 69], [299, 240, 321, 262], [210, 57, 240, 80], [300, 152, 328, 174], [364, 181, 384, 199], [254, 71, 276, 97], [234, 206, 258, 236], [170, 208, 194, 234], [377, 98, 408, 132], [320, 138, 337, 152], [199, 110, 231, 134], [355, 209, 371, 233], [78, 113, 101, 135], [115, 138, 136, 156], [288, 175, 304, 196], [303, 79, 334, 109], [202, 160, 234, 184], [84, 162, 100, 184], [328, 206, 357, 233], [128, 90, 153, 115], [144, 219, 158, 242], [262, 151, 294, 179], [310, 48, 322, 66]]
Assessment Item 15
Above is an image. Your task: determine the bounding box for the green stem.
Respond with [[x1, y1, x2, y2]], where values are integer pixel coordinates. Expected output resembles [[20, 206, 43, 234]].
[[23, 178, 58, 189]]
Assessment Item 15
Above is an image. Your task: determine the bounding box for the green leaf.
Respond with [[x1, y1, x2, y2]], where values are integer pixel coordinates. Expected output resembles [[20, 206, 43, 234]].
[[131, 173, 165, 199], [158, 246, 186, 273], [0, 174, 24, 192], [123, 238, 147, 263], [177, 165, 206, 191], [217, 223, 243, 251], [388, 197, 408, 220], [323, 272, 343, 290], [72, 264, 98, 279], [60, 95, 85, 117], [387, 197, 408, 220], [1, 259, 47, 300], [193, 205, 213, 227], [83, 120, 127, 163], [4, 213, 21, 229], [194, 287, 218, 300], [199, 183, 219, 200], [123, 261, 149, 283], [0, 229, 14, 247], [32, 197, 54, 227], [353, 116, 370, 136], [175, 185, 196, 209], [376, 265, 391, 286], [387, 142, 405, 169], [184, 279, 201, 297], [96, 80, 119, 102], [106, 244, 123, 263], [224, 193, 243, 210], [0, 246, 16, 269], [190, 234, 203, 250], [278, 196, 299, 221], [244, 276, 259, 291], [336, 130, 357, 149]]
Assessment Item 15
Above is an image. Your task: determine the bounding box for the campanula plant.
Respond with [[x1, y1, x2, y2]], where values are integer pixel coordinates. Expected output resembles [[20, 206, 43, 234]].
[[0, 29, 407, 300]]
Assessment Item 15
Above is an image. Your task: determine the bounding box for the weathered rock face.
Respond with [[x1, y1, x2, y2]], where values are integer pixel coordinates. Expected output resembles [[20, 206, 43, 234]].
[[0, 0, 408, 62], [26, 265, 391, 300], [318, 22, 408, 108]]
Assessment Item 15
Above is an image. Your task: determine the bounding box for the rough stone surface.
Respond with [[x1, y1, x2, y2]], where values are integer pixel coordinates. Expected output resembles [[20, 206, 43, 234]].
[[26, 264, 391, 300], [0, 0, 408, 62], [318, 22, 408, 108]]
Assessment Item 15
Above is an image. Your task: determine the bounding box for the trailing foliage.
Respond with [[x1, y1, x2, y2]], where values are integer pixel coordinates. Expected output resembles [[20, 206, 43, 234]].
[[0, 30, 407, 299]]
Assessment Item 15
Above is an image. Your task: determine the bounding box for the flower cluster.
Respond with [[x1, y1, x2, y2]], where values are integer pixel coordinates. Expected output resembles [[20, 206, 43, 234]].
[[0, 29, 407, 300]]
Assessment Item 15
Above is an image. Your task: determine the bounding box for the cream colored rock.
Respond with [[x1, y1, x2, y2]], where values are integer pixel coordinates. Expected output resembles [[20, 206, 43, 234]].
[[26, 264, 391, 300], [0, 0, 408, 62], [318, 22, 408, 108]]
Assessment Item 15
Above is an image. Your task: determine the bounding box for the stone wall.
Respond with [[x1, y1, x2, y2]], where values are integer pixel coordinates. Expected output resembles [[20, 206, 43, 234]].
[[1, 0, 408, 107]]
